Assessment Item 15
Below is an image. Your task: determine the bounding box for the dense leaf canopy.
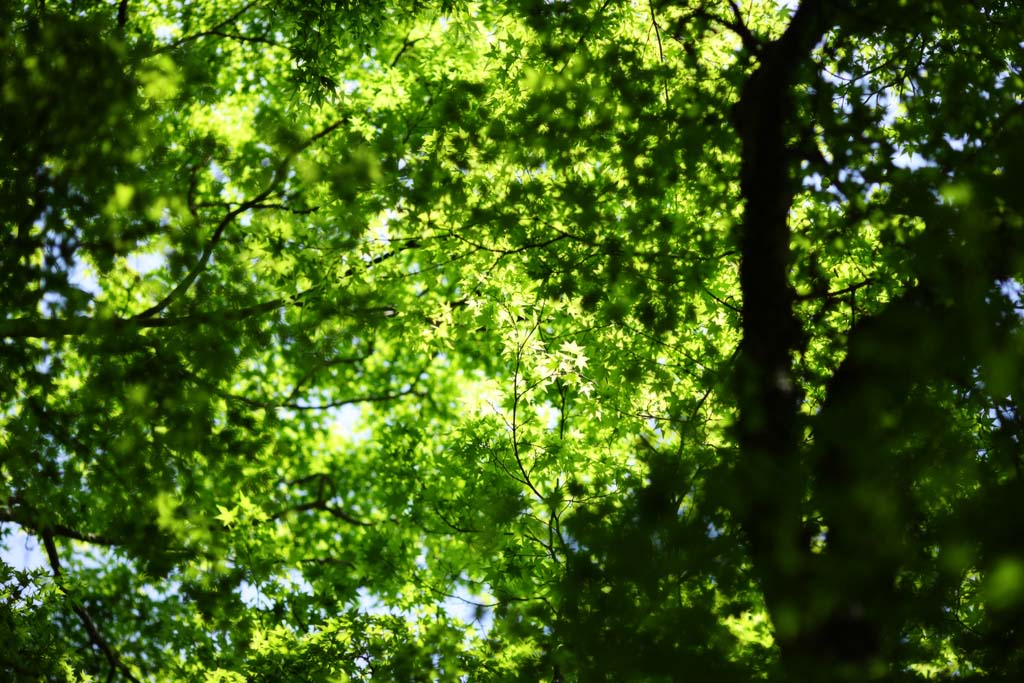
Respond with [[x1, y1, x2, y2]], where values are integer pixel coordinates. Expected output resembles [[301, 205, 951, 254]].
[[2, 0, 1024, 681]]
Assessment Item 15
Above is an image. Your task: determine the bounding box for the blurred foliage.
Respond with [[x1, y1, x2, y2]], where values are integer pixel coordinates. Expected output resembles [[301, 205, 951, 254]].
[[2, 0, 1023, 681]]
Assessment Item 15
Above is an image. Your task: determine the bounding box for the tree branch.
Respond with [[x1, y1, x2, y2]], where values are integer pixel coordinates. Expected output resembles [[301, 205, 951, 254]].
[[199, 30, 277, 46], [131, 204, 254, 320], [648, 0, 670, 105], [156, 1, 261, 53], [0, 292, 303, 339], [688, 1, 763, 55], [0, 511, 120, 547], [1, 221, 412, 341], [795, 278, 874, 302], [389, 32, 421, 68], [279, 386, 424, 411], [132, 118, 347, 321], [725, 0, 761, 53], [42, 533, 140, 682], [269, 500, 373, 527]]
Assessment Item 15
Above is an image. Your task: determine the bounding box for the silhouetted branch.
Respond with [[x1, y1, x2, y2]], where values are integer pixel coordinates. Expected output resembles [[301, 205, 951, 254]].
[[390, 30, 421, 68], [0, 511, 120, 547], [42, 533, 140, 682], [270, 500, 373, 527], [156, 1, 261, 53], [279, 386, 425, 411], [133, 118, 346, 320], [686, 1, 763, 55], [0, 292, 304, 339], [796, 278, 874, 302]]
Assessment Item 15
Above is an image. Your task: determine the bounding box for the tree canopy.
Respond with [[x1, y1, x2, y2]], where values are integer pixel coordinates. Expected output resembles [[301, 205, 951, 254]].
[[2, 0, 1024, 680]]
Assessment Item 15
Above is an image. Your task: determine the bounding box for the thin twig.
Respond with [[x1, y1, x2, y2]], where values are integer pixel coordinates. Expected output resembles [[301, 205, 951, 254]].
[[796, 278, 874, 301], [156, 1, 260, 53], [269, 500, 373, 526], [279, 386, 424, 411], [648, 0, 670, 105]]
